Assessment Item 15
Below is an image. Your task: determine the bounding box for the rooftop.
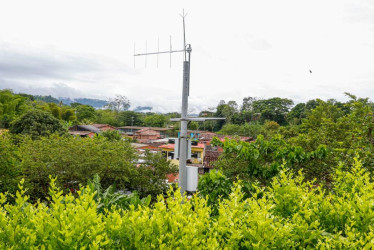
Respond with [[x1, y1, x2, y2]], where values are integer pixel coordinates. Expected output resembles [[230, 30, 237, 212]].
[[91, 124, 117, 129], [159, 143, 205, 150], [118, 126, 171, 131], [69, 125, 100, 133]]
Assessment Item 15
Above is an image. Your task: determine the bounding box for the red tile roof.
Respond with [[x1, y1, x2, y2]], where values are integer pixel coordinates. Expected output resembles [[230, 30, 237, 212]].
[[136, 128, 160, 136], [91, 124, 117, 130], [159, 143, 205, 150], [159, 144, 175, 150]]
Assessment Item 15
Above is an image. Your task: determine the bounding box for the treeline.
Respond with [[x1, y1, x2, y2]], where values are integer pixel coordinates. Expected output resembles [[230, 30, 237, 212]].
[[0, 90, 180, 131], [203, 96, 354, 136], [1, 89, 360, 136]]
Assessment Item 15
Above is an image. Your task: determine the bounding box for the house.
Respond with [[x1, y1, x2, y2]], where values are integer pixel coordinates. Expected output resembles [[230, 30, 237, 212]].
[[203, 148, 221, 169], [68, 125, 100, 138], [202, 135, 254, 170], [158, 140, 205, 164], [200, 111, 214, 117], [117, 126, 171, 138], [131, 142, 161, 156], [68, 124, 120, 138], [91, 124, 117, 131], [134, 128, 161, 143]]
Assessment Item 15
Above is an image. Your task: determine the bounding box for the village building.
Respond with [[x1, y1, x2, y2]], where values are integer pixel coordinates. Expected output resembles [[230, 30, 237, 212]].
[[134, 128, 161, 143], [117, 126, 171, 138], [68, 125, 100, 138], [68, 124, 118, 138], [91, 124, 117, 131], [158, 140, 205, 164], [131, 142, 161, 156]]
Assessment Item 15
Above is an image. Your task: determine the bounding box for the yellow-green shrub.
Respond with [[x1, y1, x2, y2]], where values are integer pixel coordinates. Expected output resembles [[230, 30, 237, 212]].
[[1, 158, 374, 248]]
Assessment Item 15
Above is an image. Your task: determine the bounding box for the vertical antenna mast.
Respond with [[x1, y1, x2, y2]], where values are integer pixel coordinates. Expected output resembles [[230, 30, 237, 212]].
[[181, 9, 187, 60], [133, 11, 224, 194]]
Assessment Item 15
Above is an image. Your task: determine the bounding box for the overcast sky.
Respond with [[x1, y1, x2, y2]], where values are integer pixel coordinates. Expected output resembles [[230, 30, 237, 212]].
[[1, 0, 374, 113]]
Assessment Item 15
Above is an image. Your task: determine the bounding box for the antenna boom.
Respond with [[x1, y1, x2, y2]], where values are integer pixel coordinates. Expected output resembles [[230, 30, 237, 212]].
[[134, 49, 185, 57]]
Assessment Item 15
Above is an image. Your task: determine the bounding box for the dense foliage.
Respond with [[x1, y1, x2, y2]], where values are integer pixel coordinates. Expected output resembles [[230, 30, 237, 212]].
[[211, 94, 374, 186], [197, 170, 232, 215], [0, 133, 21, 195], [211, 135, 327, 184], [86, 174, 151, 213], [19, 135, 137, 201], [0, 90, 29, 128], [2, 159, 374, 248], [9, 109, 66, 139], [0, 133, 177, 203]]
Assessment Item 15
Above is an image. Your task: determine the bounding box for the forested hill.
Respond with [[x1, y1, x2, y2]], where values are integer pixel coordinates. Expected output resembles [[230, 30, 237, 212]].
[[58, 97, 109, 108], [25, 94, 110, 108]]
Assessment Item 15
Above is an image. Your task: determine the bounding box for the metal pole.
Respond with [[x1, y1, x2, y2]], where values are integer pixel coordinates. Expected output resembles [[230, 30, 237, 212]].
[[179, 47, 191, 194], [131, 117, 134, 133]]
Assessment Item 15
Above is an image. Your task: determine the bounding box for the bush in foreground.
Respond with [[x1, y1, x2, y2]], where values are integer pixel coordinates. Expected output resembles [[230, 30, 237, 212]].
[[1, 158, 374, 248]]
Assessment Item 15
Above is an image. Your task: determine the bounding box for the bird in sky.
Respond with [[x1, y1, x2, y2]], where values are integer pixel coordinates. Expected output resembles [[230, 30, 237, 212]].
[[309, 70, 312, 73]]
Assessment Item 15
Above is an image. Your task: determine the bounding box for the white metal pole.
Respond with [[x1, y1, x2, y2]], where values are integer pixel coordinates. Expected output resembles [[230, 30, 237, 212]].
[[179, 49, 191, 194]]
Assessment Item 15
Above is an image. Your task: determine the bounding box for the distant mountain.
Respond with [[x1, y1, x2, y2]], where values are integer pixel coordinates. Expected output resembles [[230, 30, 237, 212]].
[[133, 106, 152, 112], [59, 98, 109, 108], [34, 95, 60, 104]]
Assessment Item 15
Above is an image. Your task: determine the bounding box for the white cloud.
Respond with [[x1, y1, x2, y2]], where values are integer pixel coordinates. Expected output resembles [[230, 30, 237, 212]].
[[0, 0, 373, 112]]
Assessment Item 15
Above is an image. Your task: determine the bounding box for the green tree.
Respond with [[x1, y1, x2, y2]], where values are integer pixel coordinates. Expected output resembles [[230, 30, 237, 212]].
[[287, 99, 322, 125], [130, 151, 178, 198], [0, 90, 29, 128], [287, 103, 306, 124], [75, 104, 96, 121], [221, 100, 238, 124], [0, 132, 21, 196], [101, 130, 122, 141], [188, 121, 199, 130], [143, 114, 166, 127], [61, 108, 76, 121], [252, 97, 294, 125], [211, 135, 327, 184], [105, 95, 130, 112], [95, 109, 119, 126], [289, 95, 374, 179], [118, 111, 143, 126], [18, 135, 177, 201], [20, 135, 137, 201], [9, 109, 65, 139], [241, 96, 257, 112]]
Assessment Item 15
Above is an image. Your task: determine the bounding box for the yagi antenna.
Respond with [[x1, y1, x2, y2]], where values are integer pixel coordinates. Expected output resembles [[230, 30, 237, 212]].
[[133, 36, 184, 68], [133, 9, 188, 68]]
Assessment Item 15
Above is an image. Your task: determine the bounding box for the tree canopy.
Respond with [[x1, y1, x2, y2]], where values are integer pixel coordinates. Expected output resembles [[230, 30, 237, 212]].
[[9, 109, 66, 139]]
